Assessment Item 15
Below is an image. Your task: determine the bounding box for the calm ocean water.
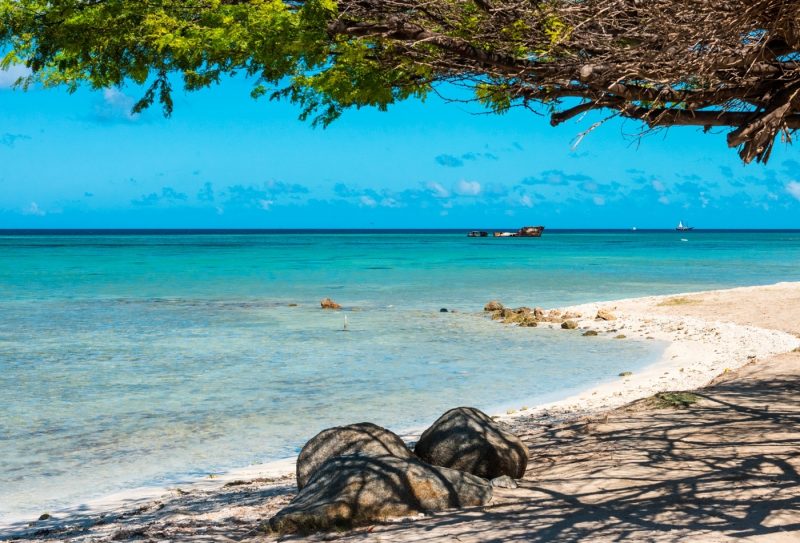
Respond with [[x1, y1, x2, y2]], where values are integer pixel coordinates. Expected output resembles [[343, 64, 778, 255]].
[[2, 230, 800, 521]]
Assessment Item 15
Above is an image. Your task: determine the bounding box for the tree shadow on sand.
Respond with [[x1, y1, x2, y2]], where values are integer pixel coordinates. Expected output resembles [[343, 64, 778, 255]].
[[296, 355, 800, 542]]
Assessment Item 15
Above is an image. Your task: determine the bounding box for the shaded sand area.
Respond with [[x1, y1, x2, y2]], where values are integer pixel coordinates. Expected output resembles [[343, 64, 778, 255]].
[[4, 283, 800, 542]]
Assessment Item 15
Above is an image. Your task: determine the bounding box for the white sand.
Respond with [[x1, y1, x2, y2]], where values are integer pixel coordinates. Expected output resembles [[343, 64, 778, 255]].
[[495, 282, 800, 425]]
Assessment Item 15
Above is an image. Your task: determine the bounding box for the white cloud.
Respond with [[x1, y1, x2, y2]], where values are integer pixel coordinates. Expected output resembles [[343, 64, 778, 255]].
[[426, 181, 450, 198], [455, 180, 481, 196], [787, 181, 800, 201], [95, 88, 140, 121], [652, 180, 666, 192], [359, 195, 377, 207], [519, 194, 533, 207], [380, 197, 401, 208], [658, 195, 670, 205], [258, 199, 274, 210], [699, 193, 710, 208], [593, 195, 605, 206], [22, 202, 45, 216], [0, 64, 32, 89]]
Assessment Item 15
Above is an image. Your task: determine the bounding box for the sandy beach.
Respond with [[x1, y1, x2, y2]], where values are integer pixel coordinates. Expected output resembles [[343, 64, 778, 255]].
[[4, 281, 800, 542]]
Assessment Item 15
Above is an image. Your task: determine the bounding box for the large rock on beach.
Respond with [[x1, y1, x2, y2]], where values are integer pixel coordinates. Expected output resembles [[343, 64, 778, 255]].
[[269, 455, 492, 534], [320, 297, 341, 310], [414, 407, 528, 479], [296, 422, 412, 490], [484, 300, 504, 312]]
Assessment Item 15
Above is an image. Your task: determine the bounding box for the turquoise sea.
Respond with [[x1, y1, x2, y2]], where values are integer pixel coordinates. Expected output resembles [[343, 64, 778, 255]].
[[2, 230, 800, 522]]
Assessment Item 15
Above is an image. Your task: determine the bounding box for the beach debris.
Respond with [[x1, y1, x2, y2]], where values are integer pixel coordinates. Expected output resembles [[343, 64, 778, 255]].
[[296, 422, 412, 490], [490, 475, 518, 489], [484, 300, 504, 312], [619, 371, 633, 377], [268, 455, 492, 535], [561, 320, 579, 330], [596, 309, 617, 321], [343, 315, 348, 331], [582, 330, 599, 336], [415, 407, 528, 479], [506, 408, 517, 415], [320, 298, 341, 310]]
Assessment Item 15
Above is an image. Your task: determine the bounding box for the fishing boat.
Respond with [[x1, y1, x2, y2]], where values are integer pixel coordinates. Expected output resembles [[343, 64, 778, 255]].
[[467, 231, 489, 237], [492, 226, 545, 238], [676, 220, 694, 231]]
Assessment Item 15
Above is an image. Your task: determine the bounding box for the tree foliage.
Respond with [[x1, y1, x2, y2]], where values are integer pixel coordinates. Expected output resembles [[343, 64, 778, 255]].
[[2, 0, 799, 162]]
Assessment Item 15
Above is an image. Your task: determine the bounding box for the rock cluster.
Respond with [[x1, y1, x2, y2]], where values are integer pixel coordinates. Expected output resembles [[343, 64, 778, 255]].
[[485, 302, 582, 328], [269, 407, 527, 535]]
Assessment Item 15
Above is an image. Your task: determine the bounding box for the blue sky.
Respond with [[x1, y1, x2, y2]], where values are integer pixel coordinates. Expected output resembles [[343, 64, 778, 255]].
[[1, 66, 799, 228]]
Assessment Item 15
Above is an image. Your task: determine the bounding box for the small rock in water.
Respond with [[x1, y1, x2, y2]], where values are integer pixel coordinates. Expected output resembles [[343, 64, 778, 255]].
[[440, 308, 449, 313], [38, 513, 51, 521], [582, 330, 599, 337], [491, 475, 518, 489], [561, 320, 578, 330], [484, 300, 504, 312], [615, 334, 627, 339], [320, 298, 341, 310], [619, 371, 633, 377], [287, 303, 298, 307]]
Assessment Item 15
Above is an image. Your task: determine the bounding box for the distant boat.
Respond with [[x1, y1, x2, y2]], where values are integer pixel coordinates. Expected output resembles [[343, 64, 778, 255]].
[[467, 231, 488, 237], [493, 226, 545, 238], [676, 220, 694, 231]]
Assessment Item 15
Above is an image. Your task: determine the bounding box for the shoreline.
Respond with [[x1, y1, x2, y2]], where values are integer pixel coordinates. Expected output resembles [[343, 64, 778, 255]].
[[494, 281, 800, 426], [4, 281, 800, 538]]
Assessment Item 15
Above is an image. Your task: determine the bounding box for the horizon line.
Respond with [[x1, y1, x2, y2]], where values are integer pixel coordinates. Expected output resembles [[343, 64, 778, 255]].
[[2, 228, 800, 234]]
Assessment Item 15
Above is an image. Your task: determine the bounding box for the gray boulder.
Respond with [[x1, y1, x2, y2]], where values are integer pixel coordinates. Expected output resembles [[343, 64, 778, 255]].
[[270, 455, 492, 534], [296, 422, 412, 490], [414, 407, 528, 479]]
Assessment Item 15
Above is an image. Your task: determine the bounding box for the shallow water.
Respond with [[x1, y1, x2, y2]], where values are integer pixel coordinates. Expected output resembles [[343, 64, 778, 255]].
[[1, 231, 800, 520]]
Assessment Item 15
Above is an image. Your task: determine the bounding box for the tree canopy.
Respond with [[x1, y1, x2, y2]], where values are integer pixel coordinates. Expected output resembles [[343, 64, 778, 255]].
[[2, 0, 799, 163]]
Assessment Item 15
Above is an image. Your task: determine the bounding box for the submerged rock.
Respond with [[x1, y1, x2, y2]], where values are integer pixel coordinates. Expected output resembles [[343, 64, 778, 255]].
[[440, 308, 449, 313], [415, 407, 528, 479], [296, 422, 412, 490], [484, 300, 504, 312], [269, 455, 492, 534], [561, 320, 578, 330], [582, 330, 599, 336], [320, 298, 342, 310]]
